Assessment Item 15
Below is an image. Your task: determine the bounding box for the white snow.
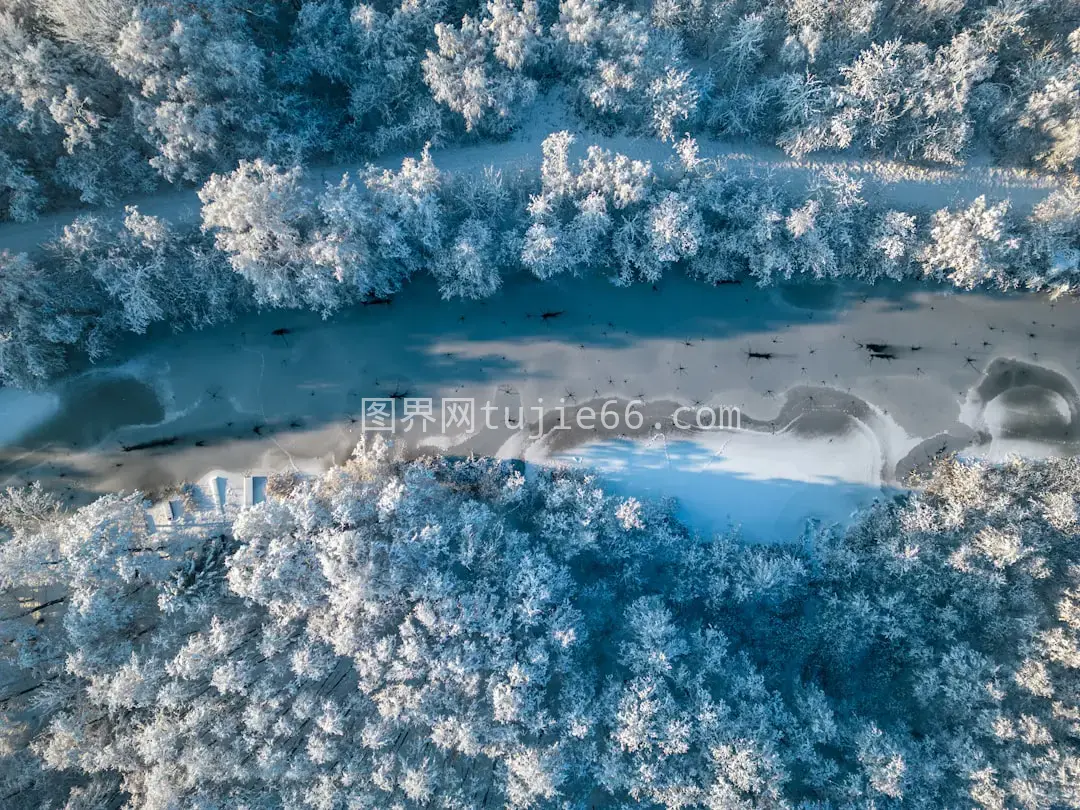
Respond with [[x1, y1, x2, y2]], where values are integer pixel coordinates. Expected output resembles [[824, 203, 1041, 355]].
[[553, 428, 895, 542]]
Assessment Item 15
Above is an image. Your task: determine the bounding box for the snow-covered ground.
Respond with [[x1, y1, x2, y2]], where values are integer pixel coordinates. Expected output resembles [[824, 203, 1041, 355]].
[[0, 270, 1076, 541], [0, 93, 1064, 258]]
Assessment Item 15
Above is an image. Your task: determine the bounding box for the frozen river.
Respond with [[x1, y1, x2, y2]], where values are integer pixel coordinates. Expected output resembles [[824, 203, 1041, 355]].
[[0, 273, 1076, 541]]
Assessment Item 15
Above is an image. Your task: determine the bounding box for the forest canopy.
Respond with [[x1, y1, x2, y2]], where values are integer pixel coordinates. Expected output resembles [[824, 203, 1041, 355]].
[[0, 442, 1079, 808], [2, 0, 1080, 221]]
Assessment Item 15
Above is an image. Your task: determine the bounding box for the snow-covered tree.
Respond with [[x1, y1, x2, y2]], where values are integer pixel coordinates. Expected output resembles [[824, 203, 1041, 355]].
[[362, 144, 445, 272], [552, 0, 699, 139], [612, 190, 701, 284], [284, 0, 446, 155], [773, 70, 851, 158], [905, 32, 996, 164], [199, 160, 333, 312], [1022, 184, 1080, 295], [433, 217, 503, 298], [57, 207, 236, 334], [111, 1, 275, 182], [523, 131, 654, 279], [3, 444, 1080, 807], [35, 0, 137, 53], [0, 147, 42, 222], [1015, 28, 1080, 172], [724, 12, 769, 80], [201, 148, 447, 312], [920, 195, 1021, 289], [868, 209, 919, 280], [0, 251, 75, 386], [422, 1, 541, 135], [0, 4, 150, 212], [834, 39, 919, 150]]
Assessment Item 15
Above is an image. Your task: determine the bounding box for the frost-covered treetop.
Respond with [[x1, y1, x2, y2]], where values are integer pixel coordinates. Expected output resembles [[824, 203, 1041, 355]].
[[1, 440, 1079, 808]]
